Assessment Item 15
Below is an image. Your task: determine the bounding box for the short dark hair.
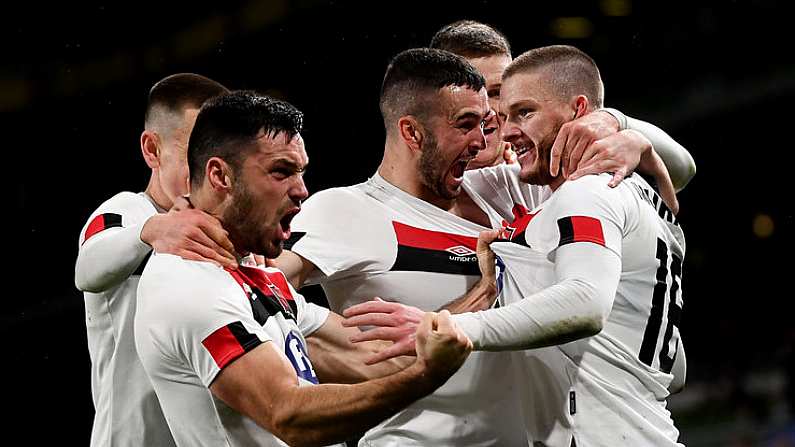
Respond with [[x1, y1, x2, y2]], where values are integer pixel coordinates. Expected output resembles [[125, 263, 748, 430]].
[[144, 73, 229, 128], [188, 91, 304, 188], [429, 20, 511, 59], [504, 45, 604, 108], [379, 48, 485, 132]]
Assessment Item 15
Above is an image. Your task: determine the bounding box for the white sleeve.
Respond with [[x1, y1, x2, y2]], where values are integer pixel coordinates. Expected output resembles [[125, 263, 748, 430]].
[[626, 116, 696, 192], [454, 176, 626, 350], [286, 188, 376, 282], [75, 192, 154, 293], [602, 108, 696, 191], [454, 242, 620, 350]]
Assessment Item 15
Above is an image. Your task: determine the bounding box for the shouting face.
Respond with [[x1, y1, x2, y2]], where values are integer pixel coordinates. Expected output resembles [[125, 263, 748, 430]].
[[223, 132, 309, 258], [417, 85, 491, 200]]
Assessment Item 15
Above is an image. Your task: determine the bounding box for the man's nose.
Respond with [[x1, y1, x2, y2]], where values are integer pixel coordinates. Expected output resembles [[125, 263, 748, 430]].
[[501, 120, 520, 144], [291, 176, 309, 203]]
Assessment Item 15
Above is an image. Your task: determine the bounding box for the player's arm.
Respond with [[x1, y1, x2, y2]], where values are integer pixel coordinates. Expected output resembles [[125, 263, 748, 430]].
[[210, 311, 471, 447], [434, 229, 502, 314], [550, 109, 696, 191], [343, 239, 620, 363], [270, 249, 318, 290], [75, 194, 159, 292], [623, 113, 696, 191], [75, 215, 151, 293], [76, 198, 237, 293], [352, 232, 621, 352], [572, 130, 679, 214], [669, 339, 687, 394], [454, 242, 620, 350], [306, 311, 412, 383]]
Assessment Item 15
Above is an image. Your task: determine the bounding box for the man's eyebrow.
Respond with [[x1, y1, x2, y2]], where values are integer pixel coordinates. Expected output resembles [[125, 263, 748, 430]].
[[271, 158, 307, 172], [507, 99, 535, 114], [453, 111, 484, 122]]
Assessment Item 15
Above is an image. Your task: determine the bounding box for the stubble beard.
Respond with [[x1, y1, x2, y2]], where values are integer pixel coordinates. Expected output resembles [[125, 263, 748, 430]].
[[520, 123, 563, 186], [223, 181, 282, 259], [418, 130, 457, 201]]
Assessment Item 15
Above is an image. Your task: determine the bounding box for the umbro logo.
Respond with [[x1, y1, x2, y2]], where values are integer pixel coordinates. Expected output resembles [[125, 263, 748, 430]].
[[446, 245, 476, 256]]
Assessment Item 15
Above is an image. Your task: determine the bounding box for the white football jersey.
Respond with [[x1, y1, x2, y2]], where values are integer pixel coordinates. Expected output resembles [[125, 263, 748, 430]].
[[288, 172, 527, 447], [135, 254, 339, 447], [77, 192, 175, 447], [474, 172, 686, 447]]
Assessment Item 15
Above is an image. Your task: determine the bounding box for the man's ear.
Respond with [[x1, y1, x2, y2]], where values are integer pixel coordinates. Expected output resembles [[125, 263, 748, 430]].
[[140, 130, 161, 169], [397, 116, 424, 152], [206, 157, 234, 192], [572, 95, 590, 120]]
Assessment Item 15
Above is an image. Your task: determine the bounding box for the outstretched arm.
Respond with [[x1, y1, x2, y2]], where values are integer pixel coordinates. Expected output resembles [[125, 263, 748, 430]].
[[306, 311, 412, 383], [343, 242, 620, 362], [211, 311, 471, 447], [453, 242, 619, 350]]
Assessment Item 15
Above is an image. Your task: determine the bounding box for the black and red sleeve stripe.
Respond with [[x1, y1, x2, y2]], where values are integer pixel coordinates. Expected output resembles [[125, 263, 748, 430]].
[[83, 213, 123, 243], [557, 216, 606, 247], [201, 321, 262, 369]]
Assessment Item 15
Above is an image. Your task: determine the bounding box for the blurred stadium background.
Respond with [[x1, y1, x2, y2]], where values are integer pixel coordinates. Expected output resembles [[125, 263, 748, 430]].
[[4, 0, 793, 445]]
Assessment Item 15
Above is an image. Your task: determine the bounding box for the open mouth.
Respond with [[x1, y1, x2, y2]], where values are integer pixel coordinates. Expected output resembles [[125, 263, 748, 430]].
[[514, 145, 537, 164], [515, 145, 532, 156], [279, 208, 300, 239], [451, 158, 473, 180]]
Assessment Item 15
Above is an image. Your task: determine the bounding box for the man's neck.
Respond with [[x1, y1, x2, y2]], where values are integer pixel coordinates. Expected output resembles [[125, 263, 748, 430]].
[[144, 175, 172, 211], [189, 188, 246, 262], [376, 160, 490, 227], [549, 175, 566, 192]]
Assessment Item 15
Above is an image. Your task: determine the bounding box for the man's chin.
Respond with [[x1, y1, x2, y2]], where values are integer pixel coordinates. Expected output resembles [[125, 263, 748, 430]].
[[258, 241, 283, 260]]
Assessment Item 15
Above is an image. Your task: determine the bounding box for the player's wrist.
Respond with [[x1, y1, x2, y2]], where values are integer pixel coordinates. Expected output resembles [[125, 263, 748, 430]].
[[598, 108, 627, 131], [403, 359, 444, 389], [474, 278, 498, 309], [140, 214, 165, 247]]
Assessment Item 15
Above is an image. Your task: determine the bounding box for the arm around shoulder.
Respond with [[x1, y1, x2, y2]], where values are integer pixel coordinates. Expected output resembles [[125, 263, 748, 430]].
[[75, 193, 153, 293], [625, 115, 696, 191]]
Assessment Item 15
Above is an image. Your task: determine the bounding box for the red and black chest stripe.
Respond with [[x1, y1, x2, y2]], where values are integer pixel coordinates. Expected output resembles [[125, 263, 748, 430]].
[[390, 221, 479, 275], [227, 266, 298, 326]]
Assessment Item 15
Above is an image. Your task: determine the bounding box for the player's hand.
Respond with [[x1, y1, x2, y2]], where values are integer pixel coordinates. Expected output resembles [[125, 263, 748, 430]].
[[550, 110, 620, 178], [568, 129, 648, 188], [342, 297, 423, 365], [502, 142, 517, 164], [141, 205, 237, 269], [414, 310, 473, 381], [477, 229, 501, 283], [638, 146, 680, 215]]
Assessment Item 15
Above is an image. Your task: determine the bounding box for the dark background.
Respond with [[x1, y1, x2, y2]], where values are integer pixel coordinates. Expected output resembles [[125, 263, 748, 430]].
[[4, 1, 793, 445]]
